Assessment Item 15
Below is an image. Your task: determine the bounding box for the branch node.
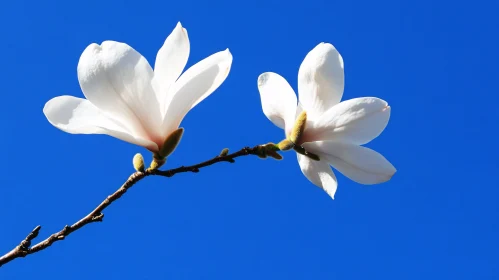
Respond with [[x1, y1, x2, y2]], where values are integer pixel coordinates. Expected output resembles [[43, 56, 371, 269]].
[[20, 225, 42, 250], [92, 213, 104, 222], [60, 225, 72, 237]]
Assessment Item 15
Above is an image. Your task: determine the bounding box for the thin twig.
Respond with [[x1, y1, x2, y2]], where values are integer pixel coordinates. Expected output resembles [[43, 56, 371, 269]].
[[0, 145, 262, 267]]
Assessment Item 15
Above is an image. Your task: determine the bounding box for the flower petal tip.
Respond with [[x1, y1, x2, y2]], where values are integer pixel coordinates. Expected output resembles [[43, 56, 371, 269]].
[[389, 168, 397, 178], [216, 49, 232, 64], [173, 22, 188, 37], [257, 72, 271, 87], [223, 48, 232, 57], [220, 50, 233, 75], [324, 188, 336, 200], [378, 168, 396, 184], [82, 43, 102, 55], [316, 42, 334, 50]]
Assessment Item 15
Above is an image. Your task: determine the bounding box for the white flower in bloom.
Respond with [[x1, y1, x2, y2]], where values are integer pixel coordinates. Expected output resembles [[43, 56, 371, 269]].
[[257, 43, 395, 198], [44, 22, 232, 155]]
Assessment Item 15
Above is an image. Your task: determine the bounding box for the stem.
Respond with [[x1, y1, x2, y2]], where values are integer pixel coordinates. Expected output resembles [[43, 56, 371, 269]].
[[0, 145, 262, 267]]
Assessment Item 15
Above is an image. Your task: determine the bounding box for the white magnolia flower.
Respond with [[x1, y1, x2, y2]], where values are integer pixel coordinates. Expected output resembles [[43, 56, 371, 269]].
[[257, 42, 395, 199], [44, 22, 232, 157]]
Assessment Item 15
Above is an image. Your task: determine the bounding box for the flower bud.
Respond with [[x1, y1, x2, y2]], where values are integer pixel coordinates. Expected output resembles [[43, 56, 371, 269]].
[[277, 139, 294, 151], [133, 153, 145, 172], [219, 148, 229, 156], [149, 154, 166, 170], [289, 111, 307, 144], [159, 128, 184, 158]]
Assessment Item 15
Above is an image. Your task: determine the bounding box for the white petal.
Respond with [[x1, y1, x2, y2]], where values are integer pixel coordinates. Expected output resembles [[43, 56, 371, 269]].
[[298, 43, 344, 119], [303, 141, 396, 185], [161, 49, 233, 135], [153, 22, 190, 113], [304, 97, 390, 145], [297, 153, 338, 199], [257, 72, 297, 130], [77, 41, 163, 144], [43, 96, 159, 151]]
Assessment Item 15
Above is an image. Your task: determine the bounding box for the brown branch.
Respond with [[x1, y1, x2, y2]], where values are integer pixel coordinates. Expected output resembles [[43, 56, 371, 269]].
[[0, 145, 264, 268]]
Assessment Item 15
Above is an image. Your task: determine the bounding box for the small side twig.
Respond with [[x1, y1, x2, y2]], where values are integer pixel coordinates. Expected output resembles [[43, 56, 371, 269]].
[[150, 146, 259, 177], [0, 145, 263, 268]]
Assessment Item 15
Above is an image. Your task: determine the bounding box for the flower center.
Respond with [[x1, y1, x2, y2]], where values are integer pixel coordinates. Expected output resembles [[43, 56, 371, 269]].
[[289, 110, 307, 145]]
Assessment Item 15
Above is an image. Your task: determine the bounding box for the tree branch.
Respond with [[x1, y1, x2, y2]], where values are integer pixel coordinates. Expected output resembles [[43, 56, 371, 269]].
[[0, 145, 263, 267]]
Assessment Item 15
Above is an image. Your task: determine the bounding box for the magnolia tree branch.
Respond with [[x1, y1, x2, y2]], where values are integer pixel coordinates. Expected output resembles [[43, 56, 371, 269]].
[[0, 145, 264, 268]]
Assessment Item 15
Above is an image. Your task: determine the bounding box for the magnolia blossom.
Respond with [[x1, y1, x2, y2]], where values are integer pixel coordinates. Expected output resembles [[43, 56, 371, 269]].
[[44, 22, 232, 156], [257, 43, 396, 198]]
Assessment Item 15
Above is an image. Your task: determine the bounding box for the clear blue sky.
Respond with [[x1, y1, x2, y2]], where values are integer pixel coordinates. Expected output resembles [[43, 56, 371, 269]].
[[0, 0, 497, 278]]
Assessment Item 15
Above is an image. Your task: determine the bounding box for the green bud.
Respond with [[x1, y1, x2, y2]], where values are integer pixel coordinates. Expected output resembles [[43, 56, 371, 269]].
[[293, 145, 320, 161], [255, 146, 268, 159], [159, 128, 184, 158], [304, 151, 320, 161], [289, 111, 307, 144], [266, 150, 283, 160], [293, 145, 307, 155], [220, 148, 229, 156], [133, 153, 145, 172], [277, 139, 294, 151], [262, 142, 279, 152], [149, 154, 166, 170]]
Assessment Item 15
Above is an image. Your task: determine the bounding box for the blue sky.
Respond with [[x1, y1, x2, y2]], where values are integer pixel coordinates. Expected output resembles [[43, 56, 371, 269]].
[[0, 0, 498, 278]]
